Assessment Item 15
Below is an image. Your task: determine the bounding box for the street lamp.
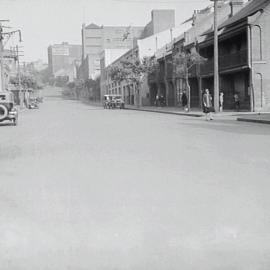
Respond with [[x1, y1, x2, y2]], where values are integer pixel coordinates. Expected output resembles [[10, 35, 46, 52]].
[[210, 0, 220, 112]]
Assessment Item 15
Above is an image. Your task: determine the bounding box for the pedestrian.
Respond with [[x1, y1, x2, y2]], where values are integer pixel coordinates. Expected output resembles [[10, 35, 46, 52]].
[[155, 94, 159, 107], [234, 92, 240, 112], [203, 89, 213, 121], [219, 92, 224, 112], [160, 95, 165, 107], [181, 91, 188, 112]]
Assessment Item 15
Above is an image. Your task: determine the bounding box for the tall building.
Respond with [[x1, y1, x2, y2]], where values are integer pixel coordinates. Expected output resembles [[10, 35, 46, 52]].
[[81, 24, 144, 79], [48, 42, 82, 81]]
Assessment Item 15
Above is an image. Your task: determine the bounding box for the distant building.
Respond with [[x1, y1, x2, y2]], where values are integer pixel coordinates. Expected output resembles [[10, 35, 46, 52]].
[[140, 10, 175, 39], [81, 24, 144, 80], [81, 9, 176, 80], [48, 42, 82, 81]]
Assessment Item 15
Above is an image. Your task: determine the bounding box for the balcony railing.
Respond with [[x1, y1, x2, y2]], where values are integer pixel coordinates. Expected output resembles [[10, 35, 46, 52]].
[[200, 49, 248, 76]]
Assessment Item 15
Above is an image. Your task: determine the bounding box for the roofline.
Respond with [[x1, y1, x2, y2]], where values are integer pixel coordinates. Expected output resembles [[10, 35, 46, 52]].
[[106, 46, 138, 68]]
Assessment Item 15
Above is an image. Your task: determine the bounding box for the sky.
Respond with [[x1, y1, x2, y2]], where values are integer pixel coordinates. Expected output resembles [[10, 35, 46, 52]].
[[0, 0, 211, 63]]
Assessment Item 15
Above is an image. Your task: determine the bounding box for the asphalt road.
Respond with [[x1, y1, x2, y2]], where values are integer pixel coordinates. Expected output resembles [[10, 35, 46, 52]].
[[1, 87, 270, 270]]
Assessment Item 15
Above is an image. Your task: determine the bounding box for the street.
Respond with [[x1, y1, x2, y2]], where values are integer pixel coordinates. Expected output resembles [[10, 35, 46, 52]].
[[1, 86, 270, 270]]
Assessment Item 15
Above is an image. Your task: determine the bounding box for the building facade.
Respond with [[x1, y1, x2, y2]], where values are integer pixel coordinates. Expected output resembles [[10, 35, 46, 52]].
[[81, 24, 144, 80], [48, 42, 82, 81], [150, 0, 270, 112]]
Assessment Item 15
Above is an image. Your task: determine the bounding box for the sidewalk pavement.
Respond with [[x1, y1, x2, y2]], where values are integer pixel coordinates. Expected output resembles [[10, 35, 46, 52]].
[[125, 105, 204, 117], [124, 105, 257, 120], [80, 100, 270, 124], [237, 113, 270, 125]]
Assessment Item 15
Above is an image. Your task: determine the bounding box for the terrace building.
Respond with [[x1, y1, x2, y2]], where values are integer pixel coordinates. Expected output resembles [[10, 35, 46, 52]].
[[151, 0, 270, 112]]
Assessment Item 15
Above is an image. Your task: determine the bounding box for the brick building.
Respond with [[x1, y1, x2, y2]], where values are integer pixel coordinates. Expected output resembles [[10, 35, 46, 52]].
[[81, 24, 144, 80]]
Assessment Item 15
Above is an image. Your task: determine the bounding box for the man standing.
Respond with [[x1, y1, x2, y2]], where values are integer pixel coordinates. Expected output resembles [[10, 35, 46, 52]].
[[203, 89, 213, 121], [234, 93, 240, 112]]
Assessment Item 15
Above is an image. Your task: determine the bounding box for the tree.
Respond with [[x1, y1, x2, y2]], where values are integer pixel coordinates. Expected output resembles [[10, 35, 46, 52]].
[[174, 47, 206, 111], [10, 74, 40, 90], [108, 56, 157, 107], [84, 78, 100, 101]]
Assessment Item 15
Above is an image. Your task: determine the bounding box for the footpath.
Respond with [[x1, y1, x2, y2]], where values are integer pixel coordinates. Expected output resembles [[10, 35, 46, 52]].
[[125, 105, 204, 117], [124, 105, 266, 121], [80, 98, 270, 125]]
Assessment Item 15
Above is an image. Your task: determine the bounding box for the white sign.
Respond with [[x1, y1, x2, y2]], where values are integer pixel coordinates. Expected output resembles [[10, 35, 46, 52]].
[[52, 46, 69, 56]]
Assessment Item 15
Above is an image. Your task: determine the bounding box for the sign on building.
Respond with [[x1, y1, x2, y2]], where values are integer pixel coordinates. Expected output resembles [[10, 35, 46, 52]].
[[52, 46, 70, 56]]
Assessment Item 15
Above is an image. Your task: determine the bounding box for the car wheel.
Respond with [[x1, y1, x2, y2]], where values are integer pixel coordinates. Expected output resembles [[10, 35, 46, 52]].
[[0, 104, 8, 121]]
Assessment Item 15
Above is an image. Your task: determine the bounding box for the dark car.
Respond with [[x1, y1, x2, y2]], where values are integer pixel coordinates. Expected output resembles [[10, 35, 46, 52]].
[[103, 95, 125, 109], [0, 91, 18, 126], [28, 98, 39, 109]]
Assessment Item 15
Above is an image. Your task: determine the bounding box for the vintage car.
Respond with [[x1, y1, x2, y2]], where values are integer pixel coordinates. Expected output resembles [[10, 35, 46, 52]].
[[103, 95, 125, 109], [28, 98, 39, 109], [0, 91, 18, 126]]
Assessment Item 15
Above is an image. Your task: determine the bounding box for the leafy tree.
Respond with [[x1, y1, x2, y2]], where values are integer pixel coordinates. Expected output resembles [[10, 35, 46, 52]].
[[174, 47, 206, 111], [10, 74, 40, 90], [108, 56, 157, 106]]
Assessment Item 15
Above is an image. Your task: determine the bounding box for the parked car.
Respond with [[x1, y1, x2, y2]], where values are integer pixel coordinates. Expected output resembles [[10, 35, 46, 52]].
[[0, 91, 18, 126], [103, 95, 125, 109], [28, 98, 39, 109]]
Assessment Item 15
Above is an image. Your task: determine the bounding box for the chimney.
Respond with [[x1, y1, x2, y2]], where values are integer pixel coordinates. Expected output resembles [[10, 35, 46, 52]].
[[230, 0, 245, 17]]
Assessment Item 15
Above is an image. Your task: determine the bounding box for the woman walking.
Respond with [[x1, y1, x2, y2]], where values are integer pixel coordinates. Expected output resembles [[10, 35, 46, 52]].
[[203, 89, 213, 121], [181, 91, 188, 111]]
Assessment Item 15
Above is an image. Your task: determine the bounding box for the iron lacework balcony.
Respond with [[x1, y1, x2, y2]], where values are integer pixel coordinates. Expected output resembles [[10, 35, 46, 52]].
[[200, 49, 248, 76]]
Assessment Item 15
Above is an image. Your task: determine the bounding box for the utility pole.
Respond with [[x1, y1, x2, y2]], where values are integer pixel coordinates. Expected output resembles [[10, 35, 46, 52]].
[[211, 0, 220, 112], [0, 20, 22, 94], [0, 20, 9, 92], [16, 45, 23, 107], [0, 24, 4, 92]]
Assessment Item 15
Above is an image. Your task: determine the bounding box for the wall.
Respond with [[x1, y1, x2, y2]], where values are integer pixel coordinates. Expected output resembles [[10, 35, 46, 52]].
[[140, 9, 175, 39], [137, 24, 188, 60], [249, 4, 270, 111], [102, 26, 144, 50], [152, 10, 175, 35]]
